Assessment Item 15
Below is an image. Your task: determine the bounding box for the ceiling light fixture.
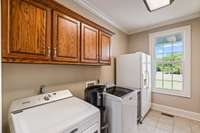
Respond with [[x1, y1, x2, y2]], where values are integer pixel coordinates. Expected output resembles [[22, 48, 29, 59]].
[[143, 0, 175, 12]]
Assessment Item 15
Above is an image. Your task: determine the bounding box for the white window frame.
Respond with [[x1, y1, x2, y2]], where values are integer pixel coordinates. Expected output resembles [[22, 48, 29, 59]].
[[149, 25, 191, 98]]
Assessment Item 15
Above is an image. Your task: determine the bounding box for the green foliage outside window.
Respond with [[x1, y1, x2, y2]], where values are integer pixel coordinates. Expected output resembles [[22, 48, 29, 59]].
[[156, 53, 182, 74]]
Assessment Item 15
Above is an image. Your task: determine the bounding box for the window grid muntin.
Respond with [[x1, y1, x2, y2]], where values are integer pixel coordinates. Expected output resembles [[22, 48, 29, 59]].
[[154, 33, 184, 91]]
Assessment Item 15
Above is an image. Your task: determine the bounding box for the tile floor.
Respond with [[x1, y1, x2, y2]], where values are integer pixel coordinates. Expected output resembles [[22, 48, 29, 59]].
[[138, 110, 200, 133]]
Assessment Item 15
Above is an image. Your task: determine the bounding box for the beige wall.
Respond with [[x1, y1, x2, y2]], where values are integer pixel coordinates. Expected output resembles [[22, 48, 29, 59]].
[[128, 17, 200, 113], [2, 0, 128, 132]]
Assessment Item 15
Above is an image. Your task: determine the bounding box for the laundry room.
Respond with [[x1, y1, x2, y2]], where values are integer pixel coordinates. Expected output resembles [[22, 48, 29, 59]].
[[1, 0, 200, 133]]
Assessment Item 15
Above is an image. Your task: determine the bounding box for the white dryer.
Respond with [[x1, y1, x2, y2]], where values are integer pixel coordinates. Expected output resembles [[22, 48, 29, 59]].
[[104, 86, 138, 133], [9, 90, 100, 133]]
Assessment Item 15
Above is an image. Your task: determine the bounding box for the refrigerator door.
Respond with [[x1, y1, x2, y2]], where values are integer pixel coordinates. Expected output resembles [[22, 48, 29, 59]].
[[141, 88, 147, 117], [141, 53, 148, 89], [116, 54, 141, 89], [140, 53, 148, 117], [147, 55, 151, 89], [146, 55, 152, 113], [141, 54, 152, 117]]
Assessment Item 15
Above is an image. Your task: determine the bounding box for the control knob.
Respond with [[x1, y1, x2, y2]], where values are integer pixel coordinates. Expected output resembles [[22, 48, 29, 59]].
[[43, 95, 50, 101]]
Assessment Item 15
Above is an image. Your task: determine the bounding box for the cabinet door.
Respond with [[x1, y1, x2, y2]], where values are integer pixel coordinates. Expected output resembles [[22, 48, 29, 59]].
[[52, 11, 80, 62], [99, 31, 111, 64], [81, 24, 99, 63], [2, 0, 51, 60]]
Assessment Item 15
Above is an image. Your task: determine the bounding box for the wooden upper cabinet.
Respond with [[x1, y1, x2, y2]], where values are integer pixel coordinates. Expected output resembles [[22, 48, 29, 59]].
[[52, 11, 80, 62], [81, 24, 99, 63], [2, 0, 51, 60], [2, 0, 113, 65], [99, 31, 111, 64]]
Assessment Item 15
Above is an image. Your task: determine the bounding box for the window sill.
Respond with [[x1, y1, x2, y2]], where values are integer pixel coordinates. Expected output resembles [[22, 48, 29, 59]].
[[152, 88, 191, 98]]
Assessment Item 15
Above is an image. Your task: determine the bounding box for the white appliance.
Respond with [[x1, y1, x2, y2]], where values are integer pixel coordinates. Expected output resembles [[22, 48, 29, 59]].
[[104, 86, 138, 133], [9, 90, 100, 133], [116, 52, 151, 119]]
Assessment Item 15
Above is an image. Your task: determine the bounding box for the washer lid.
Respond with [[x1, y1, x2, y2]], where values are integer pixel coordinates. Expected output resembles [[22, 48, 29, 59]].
[[11, 97, 99, 133], [106, 86, 133, 97]]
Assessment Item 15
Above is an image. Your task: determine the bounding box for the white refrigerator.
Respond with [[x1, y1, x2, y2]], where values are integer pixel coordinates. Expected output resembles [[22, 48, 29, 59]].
[[116, 52, 151, 119]]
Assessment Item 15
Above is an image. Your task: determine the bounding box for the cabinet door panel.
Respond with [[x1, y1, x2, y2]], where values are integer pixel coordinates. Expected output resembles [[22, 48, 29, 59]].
[[81, 24, 99, 63], [99, 31, 111, 64], [53, 11, 80, 62], [3, 0, 51, 60]]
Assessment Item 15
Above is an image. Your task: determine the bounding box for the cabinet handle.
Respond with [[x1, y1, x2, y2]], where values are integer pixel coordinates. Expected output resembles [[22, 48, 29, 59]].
[[8, 58, 14, 62], [47, 47, 51, 57], [53, 48, 57, 56]]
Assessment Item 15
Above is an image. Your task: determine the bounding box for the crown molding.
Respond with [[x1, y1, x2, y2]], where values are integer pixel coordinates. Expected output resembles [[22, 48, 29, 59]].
[[73, 0, 200, 35], [73, 0, 129, 34], [128, 12, 200, 34]]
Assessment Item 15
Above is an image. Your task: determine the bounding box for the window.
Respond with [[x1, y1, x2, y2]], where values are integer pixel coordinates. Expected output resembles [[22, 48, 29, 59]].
[[149, 26, 191, 97]]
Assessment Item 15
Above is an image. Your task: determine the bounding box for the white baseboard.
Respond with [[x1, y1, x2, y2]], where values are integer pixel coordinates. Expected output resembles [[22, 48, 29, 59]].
[[151, 103, 200, 122]]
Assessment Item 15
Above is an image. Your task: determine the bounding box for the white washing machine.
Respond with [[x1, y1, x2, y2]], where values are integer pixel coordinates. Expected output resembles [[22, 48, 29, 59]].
[[9, 90, 100, 133], [105, 86, 138, 133]]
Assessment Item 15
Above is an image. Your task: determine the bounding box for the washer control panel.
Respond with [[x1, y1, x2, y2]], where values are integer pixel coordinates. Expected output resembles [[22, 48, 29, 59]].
[[10, 90, 73, 113]]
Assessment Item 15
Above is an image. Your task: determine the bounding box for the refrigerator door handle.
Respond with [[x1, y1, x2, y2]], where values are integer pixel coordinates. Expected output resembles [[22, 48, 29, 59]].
[[141, 72, 144, 89], [146, 71, 149, 89], [142, 71, 148, 89]]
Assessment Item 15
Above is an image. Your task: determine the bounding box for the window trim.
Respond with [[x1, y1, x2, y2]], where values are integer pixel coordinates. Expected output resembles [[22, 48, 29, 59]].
[[149, 25, 191, 98]]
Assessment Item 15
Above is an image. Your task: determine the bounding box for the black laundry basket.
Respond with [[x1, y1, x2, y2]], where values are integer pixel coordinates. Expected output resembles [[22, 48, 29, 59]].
[[85, 85, 109, 133]]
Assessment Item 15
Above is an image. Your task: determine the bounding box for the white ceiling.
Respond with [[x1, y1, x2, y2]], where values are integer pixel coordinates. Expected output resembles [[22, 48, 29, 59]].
[[74, 0, 200, 34]]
